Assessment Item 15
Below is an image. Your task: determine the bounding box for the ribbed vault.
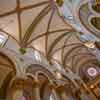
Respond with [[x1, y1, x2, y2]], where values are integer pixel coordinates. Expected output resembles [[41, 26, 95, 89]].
[[0, 0, 74, 59], [0, 0, 100, 100]]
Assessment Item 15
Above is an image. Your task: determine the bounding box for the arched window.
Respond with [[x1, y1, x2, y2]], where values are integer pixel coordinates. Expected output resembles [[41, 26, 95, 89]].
[[0, 32, 8, 47]]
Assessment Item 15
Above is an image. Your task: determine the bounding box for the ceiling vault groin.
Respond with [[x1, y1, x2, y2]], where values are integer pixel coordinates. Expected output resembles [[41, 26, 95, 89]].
[[0, 0, 74, 57], [0, 0, 100, 100]]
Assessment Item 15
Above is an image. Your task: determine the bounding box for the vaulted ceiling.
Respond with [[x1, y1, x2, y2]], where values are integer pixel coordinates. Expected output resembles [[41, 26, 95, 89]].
[[0, 0, 100, 64], [0, 1, 100, 99], [0, 0, 75, 61]]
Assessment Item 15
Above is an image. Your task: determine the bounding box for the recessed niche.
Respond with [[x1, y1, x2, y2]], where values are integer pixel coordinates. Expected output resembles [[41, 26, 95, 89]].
[[90, 0, 100, 13], [91, 0, 100, 13], [92, 4, 100, 13], [91, 17, 100, 30]]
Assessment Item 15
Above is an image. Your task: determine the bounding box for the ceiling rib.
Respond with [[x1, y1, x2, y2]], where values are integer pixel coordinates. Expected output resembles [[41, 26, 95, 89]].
[[27, 29, 71, 45], [63, 44, 86, 66], [51, 43, 83, 57], [16, 0, 22, 42], [0, 28, 20, 45], [0, 1, 48, 18], [61, 33, 73, 64], [45, 10, 55, 57], [22, 5, 51, 47], [47, 30, 74, 59], [0, 10, 16, 18]]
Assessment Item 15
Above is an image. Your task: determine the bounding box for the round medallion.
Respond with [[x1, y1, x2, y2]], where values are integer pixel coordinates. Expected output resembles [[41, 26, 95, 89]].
[[87, 67, 98, 77]]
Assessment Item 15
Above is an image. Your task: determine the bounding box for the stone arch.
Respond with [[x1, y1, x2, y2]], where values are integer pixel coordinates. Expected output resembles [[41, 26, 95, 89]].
[[37, 72, 53, 100], [0, 52, 16, 99], [0, 52, 16, 72], [71, 53, 97, 74], [0, 48, 19, 72], [26, 64, 56, 81], [6, 77, 34, 100], [26, 64, 61, 100], [35, 67, 79, 100]]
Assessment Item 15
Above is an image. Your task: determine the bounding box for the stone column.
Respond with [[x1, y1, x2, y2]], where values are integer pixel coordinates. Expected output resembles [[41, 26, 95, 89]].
[[61, 91, 68, 100], [32, 80, 41, 100], [49, 83, 60, 100], [51, 89, 60, 100], [56, 86, 68, 100]]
